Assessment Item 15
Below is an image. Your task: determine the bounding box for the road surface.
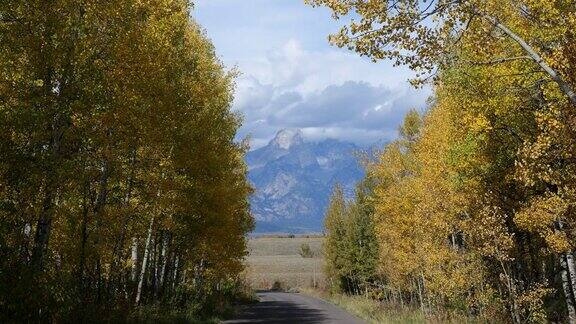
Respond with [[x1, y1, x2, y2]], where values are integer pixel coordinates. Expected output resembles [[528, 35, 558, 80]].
[[224, 291, 366, 324]]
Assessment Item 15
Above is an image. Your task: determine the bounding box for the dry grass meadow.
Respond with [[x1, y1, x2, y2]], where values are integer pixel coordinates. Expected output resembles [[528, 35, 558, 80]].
[[244, 236, 325, 290]]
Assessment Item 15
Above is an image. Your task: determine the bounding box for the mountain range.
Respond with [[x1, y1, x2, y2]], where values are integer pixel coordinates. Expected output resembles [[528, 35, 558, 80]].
[[246, 129, 365, 233]]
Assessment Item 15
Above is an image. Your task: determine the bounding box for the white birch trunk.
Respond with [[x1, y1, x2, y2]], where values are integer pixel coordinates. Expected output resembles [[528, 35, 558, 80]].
[[172, 256, 179, 290], [561, 255, 576, 324], [135, 216, 154, 306], [159, 237, 168, 287], [566, 253, 576, 299], [130, 237, 138, 282]]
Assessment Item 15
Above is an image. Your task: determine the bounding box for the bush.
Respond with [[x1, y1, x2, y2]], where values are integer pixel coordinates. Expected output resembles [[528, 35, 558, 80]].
[[271, 280, 287, 291], [299, 243, 314, 258]]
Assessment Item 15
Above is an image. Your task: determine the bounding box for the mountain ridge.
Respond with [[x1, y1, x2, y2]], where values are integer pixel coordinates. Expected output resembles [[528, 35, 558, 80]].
[[246, 129, 365, 233]]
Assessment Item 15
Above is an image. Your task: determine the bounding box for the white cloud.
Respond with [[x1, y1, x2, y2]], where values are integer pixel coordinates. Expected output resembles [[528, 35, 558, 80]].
[[193, 2, 430, 150], [237, 38, 416, 95], [232, 40, 431, 149]]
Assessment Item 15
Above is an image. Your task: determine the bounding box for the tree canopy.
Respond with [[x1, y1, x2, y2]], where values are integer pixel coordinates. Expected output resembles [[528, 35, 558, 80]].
[[316, 0, 576, 322], [0, 0, 253, 321]]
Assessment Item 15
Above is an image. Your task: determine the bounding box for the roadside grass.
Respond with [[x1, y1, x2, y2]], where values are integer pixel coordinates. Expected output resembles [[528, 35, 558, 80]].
[[128, 279, 257, 323], [302, 289, 426, 324], [129, 305, 220, 324], [302, 289, 488, 324]]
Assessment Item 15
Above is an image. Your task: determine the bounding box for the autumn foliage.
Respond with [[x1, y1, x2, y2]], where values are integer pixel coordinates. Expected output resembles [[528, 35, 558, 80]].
[[316, 0, 576, 322], [0, 0, 253, 321]]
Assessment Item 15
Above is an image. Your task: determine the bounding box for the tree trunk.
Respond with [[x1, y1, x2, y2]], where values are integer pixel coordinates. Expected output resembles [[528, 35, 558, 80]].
[[131, 237, 138, 282], [30, 0, 60, 274], [172, 255, 179, 290], [96, 257, 103, 304], [499, 260, 521, 324], [417, 273, 426, 313], [93, 159, 110, 215], [90, 158, 110, 305], [20, 223, 32, 262], [566, 253, 576, 300], [31, 188, 55, 271], [135, 216, 154, 306], [78, 180, 90, 287], [560, 254, 576, 324], [159, 234, 170, 294], [152, 233, 159, 300]]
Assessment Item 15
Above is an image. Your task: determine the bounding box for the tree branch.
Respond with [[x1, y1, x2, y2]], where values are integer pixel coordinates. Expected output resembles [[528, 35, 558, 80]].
[[462, 56, 532, 66], [477, 11, 576, 106]]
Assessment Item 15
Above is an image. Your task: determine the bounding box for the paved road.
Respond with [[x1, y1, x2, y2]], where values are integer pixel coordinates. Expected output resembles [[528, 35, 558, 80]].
[[224, 291, 366, 324]]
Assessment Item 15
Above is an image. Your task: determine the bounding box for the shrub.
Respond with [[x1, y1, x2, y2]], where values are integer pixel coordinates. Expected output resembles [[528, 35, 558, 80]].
[[299, 243, 315, 258]]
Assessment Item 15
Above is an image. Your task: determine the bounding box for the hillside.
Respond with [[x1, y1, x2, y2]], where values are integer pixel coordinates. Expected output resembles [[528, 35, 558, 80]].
[[246, 129, 364, 233]]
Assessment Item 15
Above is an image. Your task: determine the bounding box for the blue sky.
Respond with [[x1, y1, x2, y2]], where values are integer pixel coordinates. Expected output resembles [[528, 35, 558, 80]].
[[193, 0, 430, 149]]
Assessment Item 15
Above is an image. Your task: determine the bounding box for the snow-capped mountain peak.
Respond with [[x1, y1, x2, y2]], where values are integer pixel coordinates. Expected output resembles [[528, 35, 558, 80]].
[[270, 128, 304, 150]]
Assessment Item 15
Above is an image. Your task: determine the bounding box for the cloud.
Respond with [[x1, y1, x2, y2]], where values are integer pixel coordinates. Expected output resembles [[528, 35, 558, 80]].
[[232, 40, 431, 149], [194, 3, 430, 150], [236, 38, 416, 95], [236, 78, 430, 148]]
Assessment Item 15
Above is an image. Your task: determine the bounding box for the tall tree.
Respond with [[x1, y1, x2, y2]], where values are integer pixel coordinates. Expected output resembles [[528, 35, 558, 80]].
[[0, 0, 253, 321]]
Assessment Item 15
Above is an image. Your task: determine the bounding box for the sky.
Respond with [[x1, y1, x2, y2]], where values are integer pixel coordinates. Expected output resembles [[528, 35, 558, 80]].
[[193, 0, 431, 150]]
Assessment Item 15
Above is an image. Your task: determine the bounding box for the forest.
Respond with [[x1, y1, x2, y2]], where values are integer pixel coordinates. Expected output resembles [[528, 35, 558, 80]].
[[0, 0, 253, 322], [315, 0, 576, 323]]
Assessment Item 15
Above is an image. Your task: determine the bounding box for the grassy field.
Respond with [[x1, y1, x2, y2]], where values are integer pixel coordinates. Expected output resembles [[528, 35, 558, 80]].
[[245, 236, 325, 290]]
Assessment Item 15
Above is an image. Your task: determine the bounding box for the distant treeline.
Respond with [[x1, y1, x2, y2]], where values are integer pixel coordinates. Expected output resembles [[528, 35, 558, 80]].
[[314, 0, 576, 323], [0, 0, 253, 322]]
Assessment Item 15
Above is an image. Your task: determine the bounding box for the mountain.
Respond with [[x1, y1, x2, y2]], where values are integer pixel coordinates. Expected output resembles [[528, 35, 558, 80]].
[[246, 129, 364, 233]]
